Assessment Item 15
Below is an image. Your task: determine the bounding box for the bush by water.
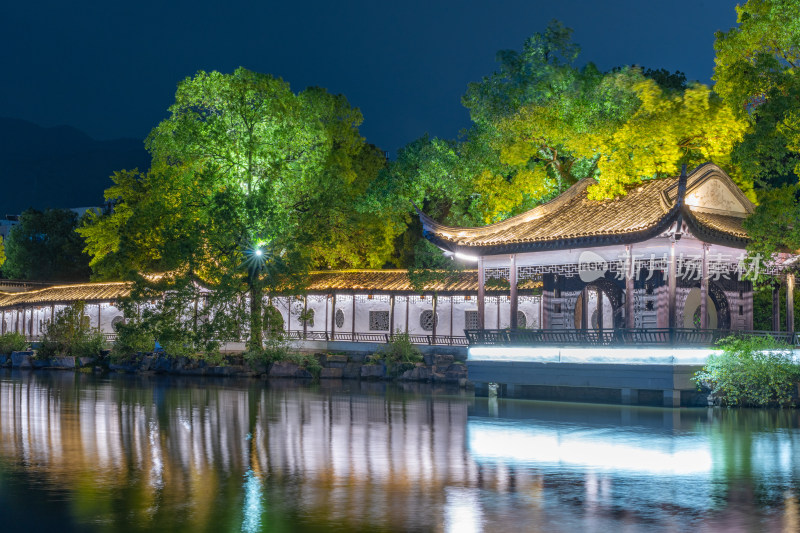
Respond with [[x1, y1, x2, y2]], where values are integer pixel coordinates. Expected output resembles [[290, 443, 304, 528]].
[[693, 336, 800, 407]]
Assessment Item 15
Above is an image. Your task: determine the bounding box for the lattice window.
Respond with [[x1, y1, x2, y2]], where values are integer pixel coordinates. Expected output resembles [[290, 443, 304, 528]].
[[335, 309, 345, 328], [111, 315, 124, 328], [516, 311, 527, 329], [465, 310, 479, 330], [484, 267, 510, 280], [518, 264, 580, 278], [420, 310, 438, 331], [369, 311, 390, 331]]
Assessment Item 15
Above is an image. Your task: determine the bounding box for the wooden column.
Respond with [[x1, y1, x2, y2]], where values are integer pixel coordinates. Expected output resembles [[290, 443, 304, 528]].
[[286, 297, 291, 335], [389, 294, 395, 336], [431, 294, 438, 342], [496, 296, 501, 328], [787, 273, 795, 334], [449, 296, 454, 338], [351, 294, 356, 341], [700, 244, 709, 329], [625, 244, 635, 328], [581, 286, 588, 329], [509, 254, 518, 329], [597, 288, 604, 331], [405, 295, 410, 334], [324, 294, 329, 339], [98, 303, 102, 330], [303, 296, 308, 339], [668, 240, 677, 330], [772, 282, 781, 332], [477, 256, 485, 329], [539, 293, 544, 329], [330, 294, 336, 340]]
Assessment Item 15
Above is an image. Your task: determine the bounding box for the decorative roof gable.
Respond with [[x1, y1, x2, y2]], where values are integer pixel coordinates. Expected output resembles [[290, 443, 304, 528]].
[[420, 163, 750, 255]]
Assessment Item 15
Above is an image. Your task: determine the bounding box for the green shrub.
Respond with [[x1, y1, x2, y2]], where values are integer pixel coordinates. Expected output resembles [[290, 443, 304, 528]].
[[0, 332, 28, 354], [111, 319, 155, 361], [243, 335, 321, 377], [693, 335, 800, 407], [38, 302, 106, 358], [244, 334, 290, 367], [376, 332, 423, 364]]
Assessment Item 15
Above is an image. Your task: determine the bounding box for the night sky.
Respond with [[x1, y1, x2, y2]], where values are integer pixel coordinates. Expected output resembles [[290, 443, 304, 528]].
[[2, 0, 739, 154]]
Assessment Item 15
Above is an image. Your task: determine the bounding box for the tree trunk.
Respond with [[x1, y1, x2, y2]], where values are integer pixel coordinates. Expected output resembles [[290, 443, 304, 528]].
[[248, 278, 264, 351]]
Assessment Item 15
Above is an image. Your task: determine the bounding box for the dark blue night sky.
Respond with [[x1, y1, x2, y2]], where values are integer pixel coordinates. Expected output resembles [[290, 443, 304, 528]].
[[2, 0, 738, 154]]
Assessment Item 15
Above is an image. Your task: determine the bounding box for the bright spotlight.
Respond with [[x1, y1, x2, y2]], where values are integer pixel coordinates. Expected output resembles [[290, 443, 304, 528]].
[[255, 249, 263, 257]]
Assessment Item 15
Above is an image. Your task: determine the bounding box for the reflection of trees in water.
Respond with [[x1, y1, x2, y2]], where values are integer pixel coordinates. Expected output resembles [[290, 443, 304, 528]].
[[701, 408, 800, 521], [0, 373, 475, 531], [2, 373, 800, 532]]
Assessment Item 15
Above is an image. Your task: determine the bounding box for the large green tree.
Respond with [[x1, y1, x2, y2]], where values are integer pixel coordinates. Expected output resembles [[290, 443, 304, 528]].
[[81, 68, 390, 349], [713, 0, 800, 261], [714, 0, 800, 188], [2, 208, 91, 281], [371, 21, 747, 265]]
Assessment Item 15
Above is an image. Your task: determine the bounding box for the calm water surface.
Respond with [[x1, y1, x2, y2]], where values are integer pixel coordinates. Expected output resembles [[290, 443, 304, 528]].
[[1, 371, 799, 532]]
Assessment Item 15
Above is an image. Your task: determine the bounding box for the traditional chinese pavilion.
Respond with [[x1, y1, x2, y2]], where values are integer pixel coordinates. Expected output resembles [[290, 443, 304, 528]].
[[420, 163, 796, 346]]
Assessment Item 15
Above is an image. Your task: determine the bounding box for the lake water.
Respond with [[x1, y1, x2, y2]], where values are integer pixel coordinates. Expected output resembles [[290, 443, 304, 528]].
[[0, 371, 798, 532]]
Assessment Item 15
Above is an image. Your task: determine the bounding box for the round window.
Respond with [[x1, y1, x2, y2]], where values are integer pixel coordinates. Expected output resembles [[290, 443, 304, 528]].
[[419, 310, 438, 331]]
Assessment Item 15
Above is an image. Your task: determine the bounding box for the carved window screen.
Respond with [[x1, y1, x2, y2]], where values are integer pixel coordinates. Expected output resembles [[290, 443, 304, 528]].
[[420, 310, 438, 331], [369, 311, 390, 331]]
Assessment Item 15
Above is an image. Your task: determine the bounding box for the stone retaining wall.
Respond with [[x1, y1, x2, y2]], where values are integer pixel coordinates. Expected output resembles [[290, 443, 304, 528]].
[[0, 350, 469, 386]]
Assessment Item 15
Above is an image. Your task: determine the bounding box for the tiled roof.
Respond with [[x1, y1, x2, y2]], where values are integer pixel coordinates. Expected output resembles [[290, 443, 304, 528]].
[[0, 271, 541, 308], [421, 163, 752, 254], [685, 211, 749, 240], [0, 282, 132, 307], [304, 269, 538, 293], [306, 269, 475, 292]]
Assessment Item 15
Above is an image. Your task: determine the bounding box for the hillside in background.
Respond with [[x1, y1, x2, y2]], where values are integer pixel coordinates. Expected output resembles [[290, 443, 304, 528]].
[[0, 118, 150, 215]]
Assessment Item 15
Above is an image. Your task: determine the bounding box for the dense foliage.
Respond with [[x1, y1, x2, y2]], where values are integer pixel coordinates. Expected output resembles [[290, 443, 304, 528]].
[[2, 208, 91, 281], [712, 0, 800, 266], [81, 68, 393, 350], [694, 336, 800, 407], [0, 332, 28, 354], [110, 275, 246, 360], [370, 20, 748, 265], [38, 301, 106, 358], [376, 332, 423, 364]]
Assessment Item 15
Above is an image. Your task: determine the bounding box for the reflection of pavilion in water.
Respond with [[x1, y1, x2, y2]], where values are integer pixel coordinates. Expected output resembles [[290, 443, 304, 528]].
[[1, 374, 798, 531]]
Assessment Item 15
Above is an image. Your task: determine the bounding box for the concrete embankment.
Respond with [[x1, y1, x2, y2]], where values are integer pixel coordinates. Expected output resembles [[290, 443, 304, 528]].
[[0, 350, 470, 386]]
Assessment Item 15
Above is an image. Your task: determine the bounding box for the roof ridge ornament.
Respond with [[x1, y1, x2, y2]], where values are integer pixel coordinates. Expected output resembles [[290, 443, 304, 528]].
[[670, 164, 687, 242]]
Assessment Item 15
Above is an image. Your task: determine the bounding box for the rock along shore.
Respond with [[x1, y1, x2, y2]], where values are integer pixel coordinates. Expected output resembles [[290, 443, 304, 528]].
[[1, 350, 470, 387]]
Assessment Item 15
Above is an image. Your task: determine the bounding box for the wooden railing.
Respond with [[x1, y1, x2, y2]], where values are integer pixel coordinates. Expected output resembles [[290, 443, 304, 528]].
[[464, 328, 800, 347], [285, 331, 469, 346], [26, 331, 468, 347]]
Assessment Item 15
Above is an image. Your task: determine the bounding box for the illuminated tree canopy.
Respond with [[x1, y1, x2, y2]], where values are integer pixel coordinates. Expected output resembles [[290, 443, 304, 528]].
[[713, 0, 800, 258], [81, 68, 392, 348], [714, 0, 800, 187], [370, 20, 748, 265]]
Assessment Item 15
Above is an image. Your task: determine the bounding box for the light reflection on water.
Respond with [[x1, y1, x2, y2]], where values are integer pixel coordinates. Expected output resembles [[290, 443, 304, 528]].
[[0, 370, 799, 532]]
